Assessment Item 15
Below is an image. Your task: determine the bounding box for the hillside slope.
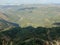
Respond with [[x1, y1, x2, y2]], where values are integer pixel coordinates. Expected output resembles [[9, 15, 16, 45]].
[[0, 12, 9, 21], [0, 4, 60, 27], [0, 18, 19, 32]]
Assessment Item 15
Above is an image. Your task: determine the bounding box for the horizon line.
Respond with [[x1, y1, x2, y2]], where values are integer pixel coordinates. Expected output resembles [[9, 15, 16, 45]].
[[0, 3, 60, 5]]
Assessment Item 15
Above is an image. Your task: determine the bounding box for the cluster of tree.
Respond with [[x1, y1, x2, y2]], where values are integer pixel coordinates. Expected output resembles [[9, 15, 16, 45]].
[[0, 26, 60, 45]]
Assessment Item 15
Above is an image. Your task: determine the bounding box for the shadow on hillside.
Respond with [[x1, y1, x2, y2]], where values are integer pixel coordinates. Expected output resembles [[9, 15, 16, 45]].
[[0, 18, 20, 30]]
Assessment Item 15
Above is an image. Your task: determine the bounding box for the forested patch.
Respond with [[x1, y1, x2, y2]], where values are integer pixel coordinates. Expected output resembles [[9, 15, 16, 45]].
[[0, 26, 60, 45]]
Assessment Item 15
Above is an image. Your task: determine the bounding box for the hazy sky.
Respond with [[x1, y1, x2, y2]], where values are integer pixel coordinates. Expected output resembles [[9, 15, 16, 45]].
[[0, 0, 60, 5]]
